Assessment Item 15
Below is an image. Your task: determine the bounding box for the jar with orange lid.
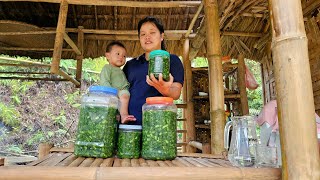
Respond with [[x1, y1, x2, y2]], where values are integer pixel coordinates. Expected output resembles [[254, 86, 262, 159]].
[[141, 97, 177, 160]]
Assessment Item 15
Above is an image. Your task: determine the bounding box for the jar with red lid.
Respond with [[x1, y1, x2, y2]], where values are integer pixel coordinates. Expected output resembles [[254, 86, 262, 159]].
[[141, 97, 177, 160]]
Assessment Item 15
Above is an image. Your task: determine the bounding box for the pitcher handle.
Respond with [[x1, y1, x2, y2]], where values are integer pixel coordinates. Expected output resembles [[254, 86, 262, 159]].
[[224, 121, 233, 149]]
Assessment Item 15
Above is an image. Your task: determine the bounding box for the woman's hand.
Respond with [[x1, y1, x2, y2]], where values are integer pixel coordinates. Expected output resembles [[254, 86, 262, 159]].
[[146, 73, 182, 99]]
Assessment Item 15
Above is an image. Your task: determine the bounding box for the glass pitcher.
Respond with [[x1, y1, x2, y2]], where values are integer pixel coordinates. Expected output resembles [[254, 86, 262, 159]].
[[224, 116, 258, 167]]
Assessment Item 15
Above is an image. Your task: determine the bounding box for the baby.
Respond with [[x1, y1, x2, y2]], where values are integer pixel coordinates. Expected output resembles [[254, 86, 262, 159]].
[[100, 41, 136, 124]]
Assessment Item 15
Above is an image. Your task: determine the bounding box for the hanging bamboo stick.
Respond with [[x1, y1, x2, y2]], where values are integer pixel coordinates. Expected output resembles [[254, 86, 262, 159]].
[[182, 38, 196, 153], [204, 0, 225, 155], [51, 0, 68, 74], [269, 0, 320, 179]]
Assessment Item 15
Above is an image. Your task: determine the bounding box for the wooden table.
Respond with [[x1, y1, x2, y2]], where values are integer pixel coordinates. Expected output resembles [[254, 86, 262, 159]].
[[0, 147, 282, 180]]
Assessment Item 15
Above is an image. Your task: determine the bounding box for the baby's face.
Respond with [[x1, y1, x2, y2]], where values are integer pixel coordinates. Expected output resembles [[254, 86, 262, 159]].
[[106, 45, 127, 67]]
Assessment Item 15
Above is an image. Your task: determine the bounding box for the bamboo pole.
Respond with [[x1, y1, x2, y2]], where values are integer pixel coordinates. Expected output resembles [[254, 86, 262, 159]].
[[204, 0, 225, 155], [185, 3, 203, 38], [58, 69, 80, 87], [182, 38, 196, 153], [51, 0, 68, 74], [76, 26, 84, 86], [237, 54, 249, 115], [0, 47, 73, 51], [269, 0, 320, 179], [38, 143, 53, 160], [188, 141, 202, 150], [1, 0, 201, 8], [222, 31, 263, 37], [0, 158, 4, 166]]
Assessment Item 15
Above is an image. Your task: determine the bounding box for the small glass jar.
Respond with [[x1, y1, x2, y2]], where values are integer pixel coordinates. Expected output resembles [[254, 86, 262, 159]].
[[117, 124, 142, 159], [74, 86, 118, 158], [148, 50, 170, 81], [142, 97, 177, 160]]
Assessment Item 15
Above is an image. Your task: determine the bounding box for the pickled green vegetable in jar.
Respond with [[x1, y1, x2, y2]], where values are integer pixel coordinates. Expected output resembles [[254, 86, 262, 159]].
[[117, 125, 142, 159], [148, 50, 170, 81], [74, 86, 119, 158], [142, 97, 177, 160]]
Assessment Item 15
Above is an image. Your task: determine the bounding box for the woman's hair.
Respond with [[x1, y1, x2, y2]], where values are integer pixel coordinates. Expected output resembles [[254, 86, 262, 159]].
[[106, 41, 126, 53], [137, 16, 166, 50]]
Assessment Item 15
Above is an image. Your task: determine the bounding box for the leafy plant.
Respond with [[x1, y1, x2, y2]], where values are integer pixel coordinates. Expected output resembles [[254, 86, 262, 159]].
[[0, 102, 21, 128], [64, 90, 81, 108], [53, 110, 67, 128]]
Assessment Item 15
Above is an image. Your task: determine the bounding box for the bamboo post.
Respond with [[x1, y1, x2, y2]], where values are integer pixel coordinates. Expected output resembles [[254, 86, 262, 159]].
[[202, 143, 211, 154], [38, 143, 54, 159], [269, 0, 320, 179], [51, 0, 68, 74], [204, 0, 225, 155], [76, 26, 84, 87], [0, 158, 4, 166], [237, 54, 249, 115], [182, 38, 196, 153]]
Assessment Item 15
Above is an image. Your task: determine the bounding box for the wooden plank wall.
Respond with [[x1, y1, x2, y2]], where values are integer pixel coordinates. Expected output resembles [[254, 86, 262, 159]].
[[262, 15, 320, 115], [261, 55, 276, 103], [306, 16, 320, 115]]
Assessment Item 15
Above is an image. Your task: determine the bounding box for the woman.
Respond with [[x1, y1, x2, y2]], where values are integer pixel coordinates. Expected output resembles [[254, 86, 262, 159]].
[[123, 16, 184, 125]]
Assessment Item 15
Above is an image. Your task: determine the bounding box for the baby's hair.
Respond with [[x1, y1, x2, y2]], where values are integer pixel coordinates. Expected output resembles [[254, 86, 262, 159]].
[[106, 41, 126, 53]]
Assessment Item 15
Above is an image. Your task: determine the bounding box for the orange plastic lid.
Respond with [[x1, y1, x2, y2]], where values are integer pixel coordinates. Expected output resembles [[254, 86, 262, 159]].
[[146, 97, 173, 104]]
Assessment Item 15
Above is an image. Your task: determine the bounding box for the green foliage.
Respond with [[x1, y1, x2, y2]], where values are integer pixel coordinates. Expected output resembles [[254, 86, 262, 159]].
[[53, 110, 67, 128], [0, 102, 20, 128], [191, 57, 208, 67], [64, 90, 81, 108], [6, 144, 23, 154], [26, 131, 46, 145], [10, 80, 34, 105]]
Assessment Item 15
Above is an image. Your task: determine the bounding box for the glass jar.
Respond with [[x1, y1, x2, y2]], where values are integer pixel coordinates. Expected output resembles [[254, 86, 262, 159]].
[[142, 97, 177, 160], [148, 50, 170, 81], [74, 86, 118, 158], [117, 125, 142, 159]]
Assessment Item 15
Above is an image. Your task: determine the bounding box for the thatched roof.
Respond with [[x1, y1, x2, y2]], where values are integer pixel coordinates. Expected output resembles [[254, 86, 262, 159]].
[[0, 0, 319, 61]]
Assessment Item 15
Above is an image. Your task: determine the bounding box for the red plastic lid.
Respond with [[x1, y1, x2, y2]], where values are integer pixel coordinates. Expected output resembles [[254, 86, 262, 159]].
[[146, 97, 173, 104]]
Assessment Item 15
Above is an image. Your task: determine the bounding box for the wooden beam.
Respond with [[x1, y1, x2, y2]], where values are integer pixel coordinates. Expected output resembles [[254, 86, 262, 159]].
[[63, 33, 81, 55], [0, 31, 56, 35], [85, 34, 196, 41], [269, 0, 320, 179], [0, 77, 68, 81], [1, 166, 282, 180], [188, 141, 203, 150], [0, 63, 49, 68], [75, 26, 84, 85], [182, 38, 196, 153], [0, 47, 73, 51], [38, 143, 54, 160], [237, 54, 249, 115], [204, 0, 225, 155], [58, 69, 80, 86], [0, 56, 51, 67], [0, 71, 51, 75], [1, 0, 201, 8], [185, 3, 203, 38], [51, 0, 68, 74], [222, 31, 263, 37]]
